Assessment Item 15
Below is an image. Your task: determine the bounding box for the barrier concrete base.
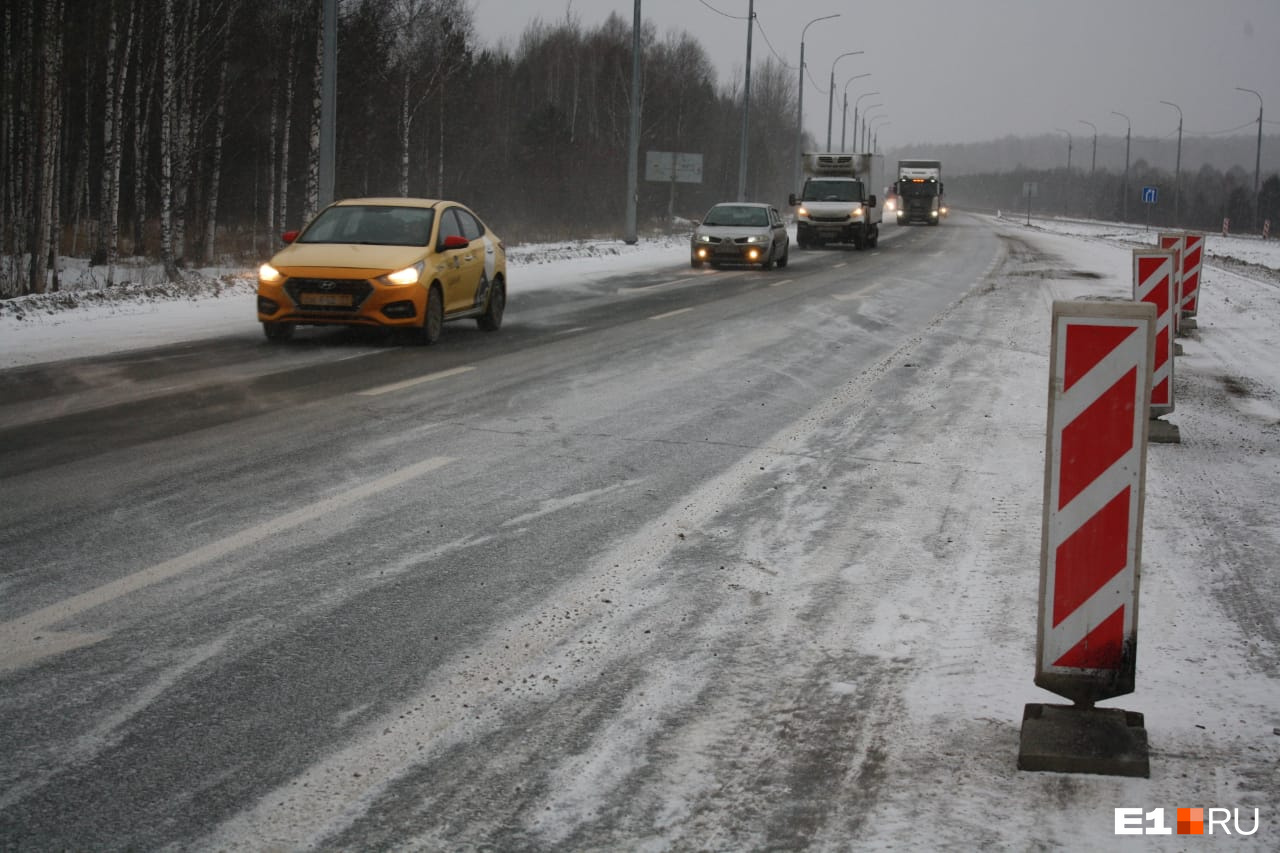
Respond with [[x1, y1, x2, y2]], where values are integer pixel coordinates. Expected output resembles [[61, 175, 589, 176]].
[[1181, 317, 1198, 332], [1174, 342, 1185, 357], [1018, 703, 1149, 777], [1149, 418, 1181, 444]]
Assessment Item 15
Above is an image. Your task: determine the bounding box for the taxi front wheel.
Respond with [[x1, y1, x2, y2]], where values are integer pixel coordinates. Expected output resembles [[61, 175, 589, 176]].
[[477, 278, 505, 331], [419, 286, 444, 345]]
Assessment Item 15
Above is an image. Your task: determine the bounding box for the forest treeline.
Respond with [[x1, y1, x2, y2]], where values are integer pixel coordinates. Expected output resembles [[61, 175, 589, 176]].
[[3, 0, 1277, 299], [2, 0, 803, 297]]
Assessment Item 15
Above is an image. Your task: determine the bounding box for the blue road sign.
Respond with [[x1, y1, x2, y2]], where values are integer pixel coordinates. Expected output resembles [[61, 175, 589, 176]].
[[1142, 186, 1158, 204]]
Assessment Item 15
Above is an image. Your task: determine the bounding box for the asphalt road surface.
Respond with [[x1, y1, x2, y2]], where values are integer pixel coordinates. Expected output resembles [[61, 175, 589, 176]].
[[3, 216, 1216, 850]]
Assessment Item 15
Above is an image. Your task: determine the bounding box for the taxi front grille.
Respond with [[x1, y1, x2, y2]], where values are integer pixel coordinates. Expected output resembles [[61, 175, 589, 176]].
[[285, 278, 373, 312]]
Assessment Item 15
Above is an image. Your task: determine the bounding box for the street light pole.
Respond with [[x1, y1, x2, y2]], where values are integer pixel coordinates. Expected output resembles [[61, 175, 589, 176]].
[[840, 73, 870, 152], [1055, 127, 1072, 215], [1236, 87, 1263, 232], [872, 120, 891, 153], [827, 51, 863, 150], [1112, 110, 1131, 221], [1078, 119, 1097, 218], [853, 90, 879, 154], [862, 106, 884, 151], [795, 14, 840, 191], [1160, 100, 1182, 227], [1078, 119, 1097, 176]]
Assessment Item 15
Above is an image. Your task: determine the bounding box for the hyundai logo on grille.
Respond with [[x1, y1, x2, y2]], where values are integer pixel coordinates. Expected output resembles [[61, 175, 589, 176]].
[[318, 280, 337, 291]]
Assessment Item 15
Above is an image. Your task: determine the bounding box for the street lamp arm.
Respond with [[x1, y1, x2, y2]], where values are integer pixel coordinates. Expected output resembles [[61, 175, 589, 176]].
[[802, 13, 840, 44]]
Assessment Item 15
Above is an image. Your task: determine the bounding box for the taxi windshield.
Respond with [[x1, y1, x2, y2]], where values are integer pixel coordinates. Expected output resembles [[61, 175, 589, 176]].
[[299, 206, 435, 247]]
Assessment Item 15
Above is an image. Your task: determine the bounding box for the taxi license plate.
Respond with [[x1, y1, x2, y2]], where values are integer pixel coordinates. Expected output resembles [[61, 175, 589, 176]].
[[300, 292, 352, 307]]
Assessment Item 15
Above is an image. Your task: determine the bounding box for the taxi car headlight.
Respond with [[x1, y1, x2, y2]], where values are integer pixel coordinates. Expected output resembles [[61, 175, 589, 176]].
[[380, 261, 424, 286], [258, 263, 284, 284]]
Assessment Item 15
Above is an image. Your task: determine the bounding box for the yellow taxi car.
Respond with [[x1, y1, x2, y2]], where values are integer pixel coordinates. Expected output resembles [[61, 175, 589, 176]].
[[256, 197, 506, 344]]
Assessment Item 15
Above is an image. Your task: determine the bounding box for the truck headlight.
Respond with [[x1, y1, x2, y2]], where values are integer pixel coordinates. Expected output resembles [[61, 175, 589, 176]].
[[797, 206, 810, 218], [851, 206, 864, 218]]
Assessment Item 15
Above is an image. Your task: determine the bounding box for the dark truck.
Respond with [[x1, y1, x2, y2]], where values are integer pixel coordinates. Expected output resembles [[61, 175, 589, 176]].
[[893, 159, 946, 225]]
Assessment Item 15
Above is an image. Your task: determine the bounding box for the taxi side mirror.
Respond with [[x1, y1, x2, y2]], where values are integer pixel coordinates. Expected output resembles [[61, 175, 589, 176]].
[[440, 235, 470, 251], [281, 230, 299, 244]]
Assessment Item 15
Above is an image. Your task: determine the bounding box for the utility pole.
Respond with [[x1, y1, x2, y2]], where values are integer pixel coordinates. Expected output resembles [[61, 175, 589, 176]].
[[1112, 111, 1131, 222], [1055, 127, 1072, 215], [737, 0, 754, 201], [1237, 87, 1263, 232], [624, 0, 640, 243], [1160, 101, 1182, 227]]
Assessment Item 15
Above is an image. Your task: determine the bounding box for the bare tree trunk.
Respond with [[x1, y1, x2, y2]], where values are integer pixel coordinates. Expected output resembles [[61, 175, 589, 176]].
[[70, 69, 91, 258], [159, 0, 180, 282], [277, 32, 297, 232], [30, 0, 64, 296], [93, 0, 119, 266], [171, 0, 200, 268], [303, 0, 322, 221], [436, 89, 445, 198], [265, 88, 277, 242], [399, 72, 411, 197], [132, 41, 157, 257], [105, 0, 135, 283], [203, 2, 231, 265]]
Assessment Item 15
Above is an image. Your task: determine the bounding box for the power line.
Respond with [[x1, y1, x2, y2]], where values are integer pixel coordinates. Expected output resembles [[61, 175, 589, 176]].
[[752, 17, 795, 69], [697, 0, 749, 19]]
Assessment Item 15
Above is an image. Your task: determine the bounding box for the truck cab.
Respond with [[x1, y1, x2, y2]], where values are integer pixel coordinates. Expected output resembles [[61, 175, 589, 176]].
[[894, 160, 945, 225], [790, 153, 883, 250]]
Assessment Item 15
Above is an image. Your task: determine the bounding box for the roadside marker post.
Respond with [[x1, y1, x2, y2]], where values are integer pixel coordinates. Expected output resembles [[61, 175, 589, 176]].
[[1133, 249, 1181, 444], [1019, 300, 1156, 778], [1156, 233, 1184, 338], [1179, 233, 1205, 329]]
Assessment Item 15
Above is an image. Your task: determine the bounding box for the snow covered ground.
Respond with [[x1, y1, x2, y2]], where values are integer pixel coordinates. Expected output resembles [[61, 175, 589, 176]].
[[2, 217, 1278, 847]]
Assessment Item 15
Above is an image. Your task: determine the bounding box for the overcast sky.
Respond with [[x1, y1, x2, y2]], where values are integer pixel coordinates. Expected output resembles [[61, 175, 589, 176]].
[[467, 0, 1279, 149]]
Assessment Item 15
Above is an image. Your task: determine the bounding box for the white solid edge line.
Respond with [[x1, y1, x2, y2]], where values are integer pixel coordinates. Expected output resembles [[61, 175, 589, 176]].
[[360, 365, 475, 396], [649, 307, 694, 321], [0, 456, 456, 672]]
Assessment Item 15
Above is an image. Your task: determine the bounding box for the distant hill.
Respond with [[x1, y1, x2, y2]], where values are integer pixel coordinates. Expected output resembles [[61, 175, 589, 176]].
[[885, 133, 1280, 177]]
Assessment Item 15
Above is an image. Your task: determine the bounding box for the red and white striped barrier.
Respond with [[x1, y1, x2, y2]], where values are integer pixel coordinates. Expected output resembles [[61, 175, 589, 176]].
[[1180, 233, 1204, 319], [1156, 234, 1184, 336], [1036, 300, 1156, 704], [1133, 249, 1177, 418]]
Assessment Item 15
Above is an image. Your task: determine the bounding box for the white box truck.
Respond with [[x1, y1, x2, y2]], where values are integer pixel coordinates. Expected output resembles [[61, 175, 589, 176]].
[[789, 152, 884, 250]]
